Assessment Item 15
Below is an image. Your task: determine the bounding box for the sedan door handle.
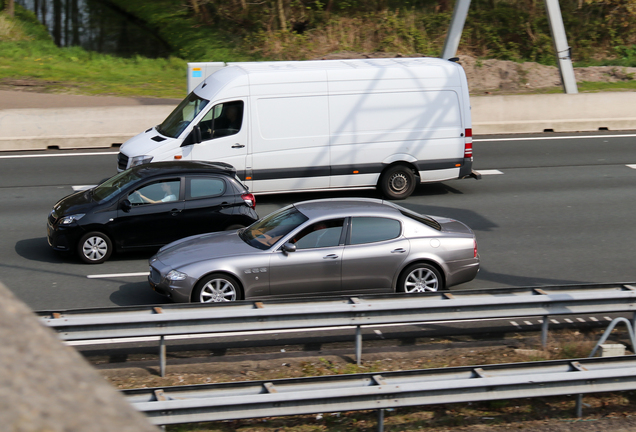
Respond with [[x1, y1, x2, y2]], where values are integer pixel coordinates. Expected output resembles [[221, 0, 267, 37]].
[[232, 143, 245, 148], [323, 254, 339, 259], [391, 248, 407, 253], [170, 208, 182, 215]]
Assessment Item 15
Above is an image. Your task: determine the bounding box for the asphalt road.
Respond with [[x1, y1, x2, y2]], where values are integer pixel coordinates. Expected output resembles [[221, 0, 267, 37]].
[[1, 131, 636, 311]]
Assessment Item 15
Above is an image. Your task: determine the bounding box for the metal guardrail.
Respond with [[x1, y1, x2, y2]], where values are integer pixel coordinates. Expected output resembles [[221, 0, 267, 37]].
[[38, 282, 636, 375], [123, 355, 636, 426]]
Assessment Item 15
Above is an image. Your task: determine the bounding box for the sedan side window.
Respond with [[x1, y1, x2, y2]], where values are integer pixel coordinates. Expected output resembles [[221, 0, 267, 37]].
[[349, 217, 401, 245], [198, 100, 244, 142], [292, 219, 344, 249], [187, 178, 226, 199], [129, 179, 180, 206]]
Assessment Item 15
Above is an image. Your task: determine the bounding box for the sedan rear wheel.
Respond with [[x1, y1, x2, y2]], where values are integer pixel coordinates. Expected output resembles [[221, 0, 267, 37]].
[[77, 232, 112, 264], [193, 274, 242, 303], [398, 263, 443, 293]]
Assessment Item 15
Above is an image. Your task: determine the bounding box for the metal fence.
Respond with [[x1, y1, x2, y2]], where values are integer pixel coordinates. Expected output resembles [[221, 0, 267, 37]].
[[123, 355, 636, 427], [38, 282, 636, 375]]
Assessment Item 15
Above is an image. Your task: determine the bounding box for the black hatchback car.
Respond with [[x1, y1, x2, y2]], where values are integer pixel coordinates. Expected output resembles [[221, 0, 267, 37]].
[[47, 161, 259, 264]]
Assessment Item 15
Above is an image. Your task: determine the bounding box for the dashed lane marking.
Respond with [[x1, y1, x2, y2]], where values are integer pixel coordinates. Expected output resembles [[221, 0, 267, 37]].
[[87, 272, 149, 279], [0, 151, 118, 159], [477, 170, 504, 175]]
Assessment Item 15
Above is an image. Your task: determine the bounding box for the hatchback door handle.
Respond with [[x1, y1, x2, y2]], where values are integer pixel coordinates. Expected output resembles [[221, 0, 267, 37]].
[[323, 254, 339, 259], [232, 143, 245, 148], [391, 248, 406, 253]]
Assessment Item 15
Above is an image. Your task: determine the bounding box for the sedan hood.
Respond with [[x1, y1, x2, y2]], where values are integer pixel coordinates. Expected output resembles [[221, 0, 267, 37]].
[[153, 230, 258, 268], [52, 189, 95, 218], [431, 216, 475, 235]]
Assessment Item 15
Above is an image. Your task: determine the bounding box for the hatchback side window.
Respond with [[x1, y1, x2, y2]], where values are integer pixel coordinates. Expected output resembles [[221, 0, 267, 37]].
[[198, 100, 244, 142], [187, 178, 226, 200], [129, 179, 180, 206], [292, 219, 345, 250], [349, 217, 401, 245]]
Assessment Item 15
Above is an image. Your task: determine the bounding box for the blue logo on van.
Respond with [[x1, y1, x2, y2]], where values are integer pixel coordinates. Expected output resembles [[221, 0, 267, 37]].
[[192, 70, 202, 78]]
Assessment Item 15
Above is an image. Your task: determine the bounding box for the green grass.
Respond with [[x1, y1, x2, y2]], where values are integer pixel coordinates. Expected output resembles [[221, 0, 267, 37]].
[[0, 7, 188, 98]]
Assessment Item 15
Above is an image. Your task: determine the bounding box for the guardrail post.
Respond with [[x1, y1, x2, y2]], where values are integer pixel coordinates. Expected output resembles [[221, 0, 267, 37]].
[[541, 315, 549, 349], [575, 394, 583, 418], [377, 408, 385, 432], [356, 325, 362, 366], [159, 336, 166, 378]]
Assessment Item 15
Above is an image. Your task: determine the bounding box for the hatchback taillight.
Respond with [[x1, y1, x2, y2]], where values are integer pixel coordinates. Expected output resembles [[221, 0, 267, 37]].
[[241, 192, 256, 209]]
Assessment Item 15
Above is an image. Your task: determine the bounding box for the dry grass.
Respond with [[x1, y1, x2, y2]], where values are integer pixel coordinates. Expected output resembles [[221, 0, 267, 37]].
[[0, 13, 28, 42]]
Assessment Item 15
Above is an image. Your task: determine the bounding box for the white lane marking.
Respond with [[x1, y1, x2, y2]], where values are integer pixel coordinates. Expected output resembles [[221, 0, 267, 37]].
[[87, 272, 149, 279], [604, 316, 612, 321], [576, 318, 586, 322], [510, 321, 521, 327], [72, 185, 96, 191], [473, 134, 636, 143], [564, 318, 573, 323], [628, 164, 636, 169], [477, 170, 503, 175], [0, 151, 118, 159], [523, 321, 533, 325], [590, 317, 599, 322], [551, 319, 559, 324]]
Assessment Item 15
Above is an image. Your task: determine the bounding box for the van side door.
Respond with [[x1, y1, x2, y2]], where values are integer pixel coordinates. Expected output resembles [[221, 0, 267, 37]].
[[184, 99, 248, 177]]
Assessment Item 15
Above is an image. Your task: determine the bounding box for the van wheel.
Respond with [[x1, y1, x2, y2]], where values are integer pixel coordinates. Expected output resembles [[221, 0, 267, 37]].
[[77, 232, 112, 264], [380, 165, 416, 200]]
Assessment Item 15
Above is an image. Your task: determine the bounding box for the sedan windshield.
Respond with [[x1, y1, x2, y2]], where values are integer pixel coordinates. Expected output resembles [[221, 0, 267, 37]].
[[156, 92, 210, 138], [240, 206, 308, 250], [92, 170, 142, 202]]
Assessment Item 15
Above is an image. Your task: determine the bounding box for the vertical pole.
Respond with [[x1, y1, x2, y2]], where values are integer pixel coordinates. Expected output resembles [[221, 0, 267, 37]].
[[544, 0, 578, 94], [541, 315, 549, 349], [377, 408, 385, 432], [159, 335, 166, 378], [631, 312, 636, 341], [356, 325, 362, 366], [576, 394, 583, 418], [441, 0, 472, 59]]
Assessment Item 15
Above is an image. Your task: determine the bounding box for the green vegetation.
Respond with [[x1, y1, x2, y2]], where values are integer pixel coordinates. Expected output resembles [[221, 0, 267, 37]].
[[3, 0, 636, 98], [0, 6, 187, 98]]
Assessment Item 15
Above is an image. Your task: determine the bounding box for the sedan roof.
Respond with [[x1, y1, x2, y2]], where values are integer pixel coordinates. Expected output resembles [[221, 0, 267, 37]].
[[293, 198, 401, 220]]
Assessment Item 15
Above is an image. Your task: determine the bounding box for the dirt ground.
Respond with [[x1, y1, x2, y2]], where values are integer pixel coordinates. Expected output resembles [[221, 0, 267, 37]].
[[319, 52, 636, 94], [94, 329, 636, 432]]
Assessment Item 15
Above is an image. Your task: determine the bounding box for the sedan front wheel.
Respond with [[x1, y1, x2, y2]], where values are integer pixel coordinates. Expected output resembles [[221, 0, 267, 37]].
[[193, 274, 242, 303], [398, 263, 443, 293]]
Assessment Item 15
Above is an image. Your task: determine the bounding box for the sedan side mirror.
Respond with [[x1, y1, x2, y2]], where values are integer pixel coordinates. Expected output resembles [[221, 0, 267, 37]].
[[120, 199, 132, 213], [281, 242, 296, 254]]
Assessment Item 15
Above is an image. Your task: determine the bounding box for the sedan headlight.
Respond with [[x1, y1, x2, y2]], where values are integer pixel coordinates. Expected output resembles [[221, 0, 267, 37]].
[[129, 155, 154, 168], [166, 270, 187, 281], [60, 214, 85, 225]]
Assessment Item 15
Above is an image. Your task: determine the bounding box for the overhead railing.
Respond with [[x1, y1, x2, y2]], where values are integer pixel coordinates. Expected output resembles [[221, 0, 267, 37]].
[[38, 283, 636, 376]]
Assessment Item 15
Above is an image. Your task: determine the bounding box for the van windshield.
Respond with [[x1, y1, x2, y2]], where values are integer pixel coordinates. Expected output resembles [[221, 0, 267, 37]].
[[156, 93, 210, 138]]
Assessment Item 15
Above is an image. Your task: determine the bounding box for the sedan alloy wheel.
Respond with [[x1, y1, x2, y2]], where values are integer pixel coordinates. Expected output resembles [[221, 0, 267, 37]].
[[194, 274, 241, 303], [399, 263, 443, 293]]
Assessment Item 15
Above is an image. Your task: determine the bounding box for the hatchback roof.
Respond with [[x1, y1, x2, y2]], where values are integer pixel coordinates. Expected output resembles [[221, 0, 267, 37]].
[[130, 161, 237, 178]]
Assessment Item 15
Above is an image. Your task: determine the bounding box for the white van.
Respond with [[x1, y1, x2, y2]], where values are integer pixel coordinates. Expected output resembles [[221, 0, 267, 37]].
[[117, 57, 478, 199]]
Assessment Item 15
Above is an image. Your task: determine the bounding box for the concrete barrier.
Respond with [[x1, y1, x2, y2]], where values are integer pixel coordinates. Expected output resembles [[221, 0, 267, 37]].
[[472, 91, 636, 134], [1, 92, 635, 151], [0, 105, 173, 151]]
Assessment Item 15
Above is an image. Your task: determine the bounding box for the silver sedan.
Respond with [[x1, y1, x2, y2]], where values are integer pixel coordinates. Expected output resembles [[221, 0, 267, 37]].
[[148, 198, 479, 303]]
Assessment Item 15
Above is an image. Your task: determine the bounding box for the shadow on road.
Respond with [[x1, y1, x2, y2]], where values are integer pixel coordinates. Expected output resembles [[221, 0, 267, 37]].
[[110, 281, 168, 307]]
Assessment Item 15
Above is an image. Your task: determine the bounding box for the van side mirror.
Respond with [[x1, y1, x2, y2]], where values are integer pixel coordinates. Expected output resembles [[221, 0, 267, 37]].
[[182, 126, 202, 147], [120, 199, 132, 213], [281, 242, 296, 254]]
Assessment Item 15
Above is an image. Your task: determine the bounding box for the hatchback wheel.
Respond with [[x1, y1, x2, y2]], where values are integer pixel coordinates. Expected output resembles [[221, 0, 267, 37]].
[[398, 263, 443, 293], [193, 274, 242, 303], [78, 232, 112, 264]]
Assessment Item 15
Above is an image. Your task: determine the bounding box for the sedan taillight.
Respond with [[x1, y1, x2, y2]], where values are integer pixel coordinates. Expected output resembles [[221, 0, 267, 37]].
[[242, 193, 256, 209], [474, 239, 478, 258]]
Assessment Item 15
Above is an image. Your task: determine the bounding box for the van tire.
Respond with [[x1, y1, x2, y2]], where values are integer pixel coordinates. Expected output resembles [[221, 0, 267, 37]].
[[380, 165, 416, 200]]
